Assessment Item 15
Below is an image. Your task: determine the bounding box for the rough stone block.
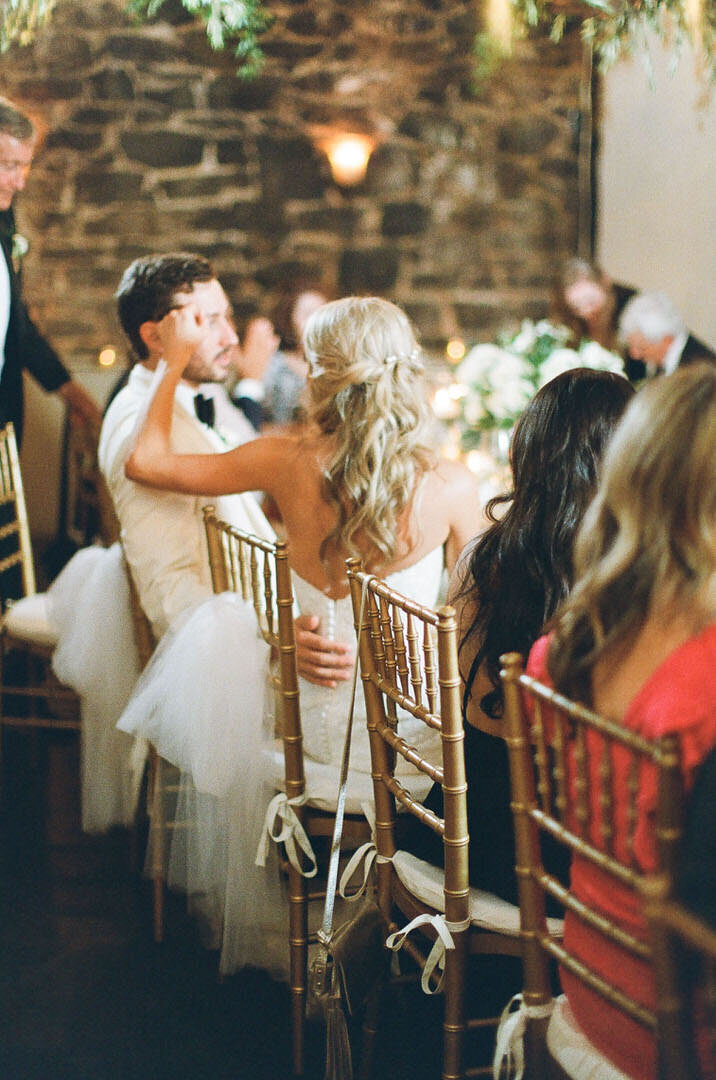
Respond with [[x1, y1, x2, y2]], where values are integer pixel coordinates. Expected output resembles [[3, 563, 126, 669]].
[[497, 118, 559, 155], [208, 75, 280, 112], [76, 172, 144, 202], [104, 34, 184, 63], [381, 202, 430, 237], [339, 249, 400, 293], [89, 68, 135, 101], [365, 145, 419, 194], [257, 136, 328, 201], [120, 131, 204, 167], [403, 301, 443, 339], [216, 139, 248, 166]]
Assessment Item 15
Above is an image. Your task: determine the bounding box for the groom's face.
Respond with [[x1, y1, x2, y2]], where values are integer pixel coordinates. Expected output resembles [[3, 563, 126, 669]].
[[170, 279, 239, 386]]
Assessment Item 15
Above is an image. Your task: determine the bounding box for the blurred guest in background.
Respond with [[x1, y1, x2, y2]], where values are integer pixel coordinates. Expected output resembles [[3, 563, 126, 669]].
[[619, 290, 715, 377], [263, 284, 330, 427], [550, 258, 642, 379], [0, 97, 100, 447]]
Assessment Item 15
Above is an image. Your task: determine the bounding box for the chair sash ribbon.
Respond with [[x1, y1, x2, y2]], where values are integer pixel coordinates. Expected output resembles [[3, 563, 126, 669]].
[[338, 841, 378, 901], [255, 791, 318, 878], [386, 912, 470, 995], [492, 993, 554, 1080]]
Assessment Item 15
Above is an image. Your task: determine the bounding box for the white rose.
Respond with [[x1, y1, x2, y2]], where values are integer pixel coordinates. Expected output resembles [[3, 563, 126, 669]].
[[497, 352, 532, 382], [457, 343, 507, 384], [486, 377, 533, 420], [511, 320, 537, 354], [579, 340, 625, 375], [535, 319, 570, 344], [538, 348, 582, 387], [463, 392, 487, 425]]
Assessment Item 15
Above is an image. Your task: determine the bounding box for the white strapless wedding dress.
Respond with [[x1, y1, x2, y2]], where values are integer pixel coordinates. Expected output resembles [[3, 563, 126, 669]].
[[293, 545, 445, 776], [116, 545, 447, 978]]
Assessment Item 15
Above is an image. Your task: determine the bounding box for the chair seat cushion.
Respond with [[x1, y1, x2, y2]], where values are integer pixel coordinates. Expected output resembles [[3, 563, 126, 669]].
[[2, 593, 59, 648], [265, 743, 434, 816], [392, 849, 564, 937], [546, 995, 633, 1080]]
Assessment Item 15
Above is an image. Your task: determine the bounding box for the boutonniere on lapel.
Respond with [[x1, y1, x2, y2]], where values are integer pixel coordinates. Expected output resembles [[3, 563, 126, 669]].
[[11, 233, 29, 274]]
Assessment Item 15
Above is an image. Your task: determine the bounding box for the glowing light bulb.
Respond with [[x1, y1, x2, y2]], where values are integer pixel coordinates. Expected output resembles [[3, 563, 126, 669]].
[[321, 133, 375, 186], [446, 338, 466, 363], [98, 347, 117, 367]]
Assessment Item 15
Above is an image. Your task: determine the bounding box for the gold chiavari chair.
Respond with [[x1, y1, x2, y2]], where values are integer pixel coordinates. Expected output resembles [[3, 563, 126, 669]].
[[203, 507, 371, 1077], [500, 651, 686, 1079], [122, 553, 171, 944], [645, 875, 716, 1080], [0, 422, 80, 743], [347, 559, 535, 1080]]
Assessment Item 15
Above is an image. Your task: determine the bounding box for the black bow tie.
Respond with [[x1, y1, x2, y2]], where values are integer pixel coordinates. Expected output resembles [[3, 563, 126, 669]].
[[194, 392, 215, 428]]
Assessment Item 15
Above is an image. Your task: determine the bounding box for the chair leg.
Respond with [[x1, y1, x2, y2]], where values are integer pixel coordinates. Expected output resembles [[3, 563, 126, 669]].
[[442, 935, 467, 1080], [288, 862, 308, 1075], [148, 748, 165, 944], [358, 978, 384, 1080]]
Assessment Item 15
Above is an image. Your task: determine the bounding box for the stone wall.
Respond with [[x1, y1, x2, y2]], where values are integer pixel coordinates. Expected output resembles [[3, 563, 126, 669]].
[[1, 0, 585, 373]]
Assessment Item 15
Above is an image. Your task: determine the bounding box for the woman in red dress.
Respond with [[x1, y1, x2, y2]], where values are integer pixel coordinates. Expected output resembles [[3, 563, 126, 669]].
[[528, 363, 716, 1079]]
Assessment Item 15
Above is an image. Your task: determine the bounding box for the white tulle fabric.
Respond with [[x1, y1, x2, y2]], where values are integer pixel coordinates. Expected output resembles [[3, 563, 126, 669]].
[[48, 542, 143, 833], [117, 591, 287, 977], [114, 545, 446, 979]]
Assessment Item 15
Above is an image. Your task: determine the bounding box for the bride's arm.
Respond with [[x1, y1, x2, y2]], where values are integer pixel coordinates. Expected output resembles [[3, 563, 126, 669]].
[[125, 304, 277, 497]]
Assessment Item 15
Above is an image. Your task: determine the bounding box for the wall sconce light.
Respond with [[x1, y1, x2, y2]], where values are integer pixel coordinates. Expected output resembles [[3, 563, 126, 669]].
[[317, 132, 376, 187]]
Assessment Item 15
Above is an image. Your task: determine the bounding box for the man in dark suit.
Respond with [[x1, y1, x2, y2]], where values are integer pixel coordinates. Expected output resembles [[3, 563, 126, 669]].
[[619, 291, 716, 378], [0, 97, 99, 447]]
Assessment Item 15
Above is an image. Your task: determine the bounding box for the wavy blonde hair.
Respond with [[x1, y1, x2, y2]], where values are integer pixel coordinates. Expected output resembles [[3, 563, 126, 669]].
[[548, 364, 716, 703], [302, 296, 436, 569]]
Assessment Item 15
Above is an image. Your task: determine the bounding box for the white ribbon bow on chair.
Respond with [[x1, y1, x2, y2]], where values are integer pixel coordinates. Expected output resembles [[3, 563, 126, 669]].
[[492, 993, 554, 1080], [338, 840, 378, 900], [255, 791, 318, 878], [386, 912, 470, 994]]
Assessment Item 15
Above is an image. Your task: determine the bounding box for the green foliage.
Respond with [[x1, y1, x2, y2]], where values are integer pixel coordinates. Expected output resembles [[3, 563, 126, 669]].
[[127, 0, 271, 76], [507, 0, 714, 81], [1, 0, 58, 52]]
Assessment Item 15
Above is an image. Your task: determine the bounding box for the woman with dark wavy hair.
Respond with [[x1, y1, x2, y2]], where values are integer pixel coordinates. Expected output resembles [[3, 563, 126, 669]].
[[528, 364, 716, 1079], [403, 368, 634, 902]]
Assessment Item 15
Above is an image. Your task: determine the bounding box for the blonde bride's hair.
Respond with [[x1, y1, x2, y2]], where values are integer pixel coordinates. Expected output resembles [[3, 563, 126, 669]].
[[302, 296, 435, 569], [548, 363, 716, 703]]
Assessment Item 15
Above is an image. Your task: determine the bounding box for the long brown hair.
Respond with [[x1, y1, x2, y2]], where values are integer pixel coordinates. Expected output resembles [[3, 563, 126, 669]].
[[548, 364, 716, 704]]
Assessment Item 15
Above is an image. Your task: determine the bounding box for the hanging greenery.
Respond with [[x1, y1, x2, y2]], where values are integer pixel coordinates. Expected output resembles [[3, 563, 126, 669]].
[[0, 0, 271, 74], [127, 0, 271, 75], [476, 0, 714, 82], [0, 0, 713, 84], [0, 0, 59, 51]]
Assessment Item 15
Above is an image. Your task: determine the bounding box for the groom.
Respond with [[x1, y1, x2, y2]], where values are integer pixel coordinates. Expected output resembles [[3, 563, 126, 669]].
[[101, 252, 352, 683]]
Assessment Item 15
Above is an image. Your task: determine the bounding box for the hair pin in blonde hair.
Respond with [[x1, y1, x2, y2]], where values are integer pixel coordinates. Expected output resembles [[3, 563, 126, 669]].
[[384, 347, 421, 369]]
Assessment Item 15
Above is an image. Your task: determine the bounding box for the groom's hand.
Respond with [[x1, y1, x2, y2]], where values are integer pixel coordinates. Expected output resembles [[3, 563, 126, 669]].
[[294, 614, 354, 688]]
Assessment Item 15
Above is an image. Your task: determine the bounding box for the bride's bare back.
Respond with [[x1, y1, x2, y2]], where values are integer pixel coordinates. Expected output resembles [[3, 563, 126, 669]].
[[126, 295, 484, 595]]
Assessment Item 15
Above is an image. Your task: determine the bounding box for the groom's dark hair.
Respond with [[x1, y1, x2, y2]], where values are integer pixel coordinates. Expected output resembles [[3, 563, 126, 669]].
[[116, 252, 215, 360]]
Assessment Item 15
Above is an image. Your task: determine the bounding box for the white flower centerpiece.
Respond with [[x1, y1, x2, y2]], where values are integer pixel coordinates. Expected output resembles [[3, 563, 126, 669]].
[[453, 319, 625, 455]]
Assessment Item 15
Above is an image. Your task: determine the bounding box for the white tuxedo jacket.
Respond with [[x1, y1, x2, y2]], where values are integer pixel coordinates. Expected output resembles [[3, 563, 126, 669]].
[[99, 363, 275, 640]]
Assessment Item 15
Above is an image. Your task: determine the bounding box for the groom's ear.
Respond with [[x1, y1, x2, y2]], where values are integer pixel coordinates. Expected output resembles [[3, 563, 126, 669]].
[[139, 319, 162, 357]]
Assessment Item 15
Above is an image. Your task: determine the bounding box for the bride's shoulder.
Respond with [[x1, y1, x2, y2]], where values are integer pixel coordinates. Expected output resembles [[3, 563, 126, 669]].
[[429, 457, 480, 498]]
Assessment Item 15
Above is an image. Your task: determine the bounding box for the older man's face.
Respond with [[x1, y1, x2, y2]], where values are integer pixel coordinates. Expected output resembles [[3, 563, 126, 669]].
[[626, 331, 671, 369], [0, 132, 34, 211]]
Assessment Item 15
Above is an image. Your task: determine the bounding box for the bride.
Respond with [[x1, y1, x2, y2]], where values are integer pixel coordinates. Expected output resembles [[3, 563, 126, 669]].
[[122, 295, 482, 974]]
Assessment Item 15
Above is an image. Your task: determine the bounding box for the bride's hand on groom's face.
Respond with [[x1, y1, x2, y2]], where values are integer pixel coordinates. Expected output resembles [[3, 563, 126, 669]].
[[158, 303, 203, 371], [294, 614, 355, 689]]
